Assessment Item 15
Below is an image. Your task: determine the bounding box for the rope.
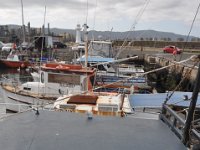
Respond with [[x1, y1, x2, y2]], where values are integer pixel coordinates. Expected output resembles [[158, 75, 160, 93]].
[[90, 55, 138, 67], [179, 2, 200, 61], [164, 61, 198, 104], [93, 56, 196, 92], [47, 55, 197, 105], [116, 0, 150, 58], [1, 56, 197, 115]]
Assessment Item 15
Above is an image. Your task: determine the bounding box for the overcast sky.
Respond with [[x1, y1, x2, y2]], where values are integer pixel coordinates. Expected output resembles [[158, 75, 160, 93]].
[[1, 0, 200, 36]]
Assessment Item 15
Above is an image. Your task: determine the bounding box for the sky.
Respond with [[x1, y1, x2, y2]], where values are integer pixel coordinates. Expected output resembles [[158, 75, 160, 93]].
[[1, 0, 200, 37]]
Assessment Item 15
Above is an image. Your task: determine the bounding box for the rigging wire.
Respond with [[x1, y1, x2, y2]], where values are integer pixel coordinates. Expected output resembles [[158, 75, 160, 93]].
[[164, 61, 198, 104], [35, 55, 197, 105], [40, 3, 47, 67], [116, 0, 150, 58], [91, 0, 98, 40], [56, 56, 197, 104], [179, 1, 200, 61], [85, 0, 89, 24], [38, 0, 47, 100], [2, 56, 197, 115]]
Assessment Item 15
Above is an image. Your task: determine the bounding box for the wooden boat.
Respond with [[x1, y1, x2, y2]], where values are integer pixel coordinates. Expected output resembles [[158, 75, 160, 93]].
[[1, 63, 96, 112], [54, 92, 133, 117]]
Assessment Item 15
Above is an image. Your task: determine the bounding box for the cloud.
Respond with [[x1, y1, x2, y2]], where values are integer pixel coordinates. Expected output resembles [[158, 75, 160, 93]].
[[1, 0, 200, 36]]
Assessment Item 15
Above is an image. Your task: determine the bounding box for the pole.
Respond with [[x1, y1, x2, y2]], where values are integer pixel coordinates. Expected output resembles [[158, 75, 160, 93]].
[[83, 24, 88, 91], [20, 0, 25, 43], [83, 24, 88, 68], [182, 62, 200, 146]]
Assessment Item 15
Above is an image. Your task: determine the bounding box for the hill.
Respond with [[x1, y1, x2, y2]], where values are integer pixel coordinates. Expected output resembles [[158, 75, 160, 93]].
[[4, 24, 198, 41]]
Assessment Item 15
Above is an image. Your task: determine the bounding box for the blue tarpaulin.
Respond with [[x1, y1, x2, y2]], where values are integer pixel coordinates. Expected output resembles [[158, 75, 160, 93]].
[[129, 92, 200, 108], [77, 56, 114, 63]]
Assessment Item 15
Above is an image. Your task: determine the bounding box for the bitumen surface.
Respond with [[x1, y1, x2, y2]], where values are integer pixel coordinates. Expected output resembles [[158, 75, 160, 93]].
[[0, 110, 186, 150]]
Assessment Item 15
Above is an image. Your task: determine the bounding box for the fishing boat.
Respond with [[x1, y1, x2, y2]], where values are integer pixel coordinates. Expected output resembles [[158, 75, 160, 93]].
[[1, 63, 96, 112], [0, 50, 31, 68], [93, 62, 152, 93]]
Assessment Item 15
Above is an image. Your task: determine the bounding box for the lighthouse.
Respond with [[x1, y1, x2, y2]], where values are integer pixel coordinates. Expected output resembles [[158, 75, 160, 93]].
[[75, 24, 82, 44]]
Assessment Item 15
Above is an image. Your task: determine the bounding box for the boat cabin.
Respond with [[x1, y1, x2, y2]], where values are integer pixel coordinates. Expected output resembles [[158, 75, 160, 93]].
[[20, 63, 95, 98]]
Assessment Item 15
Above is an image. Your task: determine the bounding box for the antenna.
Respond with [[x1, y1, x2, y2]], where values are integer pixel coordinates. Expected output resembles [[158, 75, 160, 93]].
[[20, 0, 26, 43]]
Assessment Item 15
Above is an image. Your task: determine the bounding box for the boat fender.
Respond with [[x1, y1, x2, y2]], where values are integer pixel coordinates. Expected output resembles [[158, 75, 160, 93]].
[[21, 63, 25, 68]]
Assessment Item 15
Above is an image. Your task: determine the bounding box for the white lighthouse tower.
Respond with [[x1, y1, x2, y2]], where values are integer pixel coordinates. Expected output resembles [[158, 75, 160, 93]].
[[75, 24, 82, 44]]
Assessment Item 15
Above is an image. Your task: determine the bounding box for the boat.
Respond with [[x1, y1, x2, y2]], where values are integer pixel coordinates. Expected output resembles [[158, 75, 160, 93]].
[[0, 50, 31, 68], [93, 62, 152, 93], [1, 63, 96, 112], [54, 91, 132, 116]]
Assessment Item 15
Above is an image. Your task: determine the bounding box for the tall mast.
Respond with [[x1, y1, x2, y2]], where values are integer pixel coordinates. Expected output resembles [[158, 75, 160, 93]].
[[182, 61, 200, 145], [20, 0, 25, 43], [83, 23, 89, 92], [83, 23, 88, 68]]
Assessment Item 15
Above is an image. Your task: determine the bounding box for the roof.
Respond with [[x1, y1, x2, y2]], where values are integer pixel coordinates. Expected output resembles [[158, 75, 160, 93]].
[[0, 110, 186, 150], [77, 56, 114, 62], [129, 91, 200, 108]]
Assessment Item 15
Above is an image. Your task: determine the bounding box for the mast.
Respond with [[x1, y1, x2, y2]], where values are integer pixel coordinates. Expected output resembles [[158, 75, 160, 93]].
[[83, 23, 88, 68], [83, 23, 89, 91], [20, 0, 26, 43], [182, 61, 200, 145], [40, 5, 46, 67]]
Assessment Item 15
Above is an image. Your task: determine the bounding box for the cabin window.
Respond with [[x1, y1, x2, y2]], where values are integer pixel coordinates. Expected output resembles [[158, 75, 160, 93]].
[[41, 72, 44, 83], [23, 87, 31, 91], [48, 73, 80, 85]]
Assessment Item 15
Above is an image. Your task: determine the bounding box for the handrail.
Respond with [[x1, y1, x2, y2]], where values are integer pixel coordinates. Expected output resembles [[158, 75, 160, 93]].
[[163, 104, 185, 125], [192, 129, 200, 141]]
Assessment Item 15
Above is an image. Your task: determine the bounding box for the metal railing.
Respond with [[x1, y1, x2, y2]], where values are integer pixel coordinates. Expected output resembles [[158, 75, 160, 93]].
[[160, 104, 200, 145]]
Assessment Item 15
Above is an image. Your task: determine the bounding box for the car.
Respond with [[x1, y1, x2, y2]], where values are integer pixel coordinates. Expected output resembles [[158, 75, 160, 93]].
[[163, 46, 182, 54], [2, 43, 14, 52], [53, 42, 67, 48]]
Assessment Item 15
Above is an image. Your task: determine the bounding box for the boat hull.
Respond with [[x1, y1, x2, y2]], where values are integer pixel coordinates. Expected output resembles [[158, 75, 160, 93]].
[[0, 59, 31, 68], [1, 87, 54, 113]]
